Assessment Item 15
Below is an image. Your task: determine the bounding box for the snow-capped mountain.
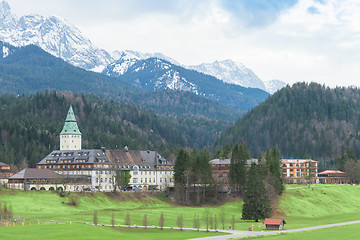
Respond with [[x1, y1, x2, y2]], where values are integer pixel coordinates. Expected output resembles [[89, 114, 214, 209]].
[[265, 79, 287, 94], [104, 50, 180, 77], [115, 57, 269, 110], [0, 0, 112, 71], [0, 0, 280, 102], [188, 59, 266, 90], [116, 57, 199, 94]]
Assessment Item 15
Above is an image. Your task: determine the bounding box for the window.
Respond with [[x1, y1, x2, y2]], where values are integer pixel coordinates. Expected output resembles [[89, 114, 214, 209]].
[[133, 178, 138, 184], [96, 178, 99, 183], [100, 178, 103, 183], [133, 165, 139, 175], [145, 178, 147, 183]]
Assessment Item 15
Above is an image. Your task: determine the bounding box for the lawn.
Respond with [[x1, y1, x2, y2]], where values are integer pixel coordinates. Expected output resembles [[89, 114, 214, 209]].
[[0, 189, 249, 229], [0, 222, 225, 240], [274, 184, 360, 229], [1, 184, 360, 239], [240, 223, 360, 240]]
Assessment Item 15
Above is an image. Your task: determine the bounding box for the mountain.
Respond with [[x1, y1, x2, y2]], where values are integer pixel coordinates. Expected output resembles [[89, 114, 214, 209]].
[[0, 1, 182, 73], [265, 79, 287, 94], [0, 42, 243, 122], [0, 41, 137, 98], [106, 57, 269, 110], [188, 59, 266, 90], [1, 1, 284, 96], [0, 0, 112, 72], [214, 82, 360, 166]]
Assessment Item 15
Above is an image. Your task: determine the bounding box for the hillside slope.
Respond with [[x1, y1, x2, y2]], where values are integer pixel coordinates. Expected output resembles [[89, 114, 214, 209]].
[[214, 83, 360, 165], [0, 41, 241, 122]]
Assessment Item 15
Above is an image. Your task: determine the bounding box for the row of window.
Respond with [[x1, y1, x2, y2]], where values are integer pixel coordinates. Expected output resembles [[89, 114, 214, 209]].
[[132, 177, 173, 184], [95, 170, 114, 175], [96, 177, 113, 183]]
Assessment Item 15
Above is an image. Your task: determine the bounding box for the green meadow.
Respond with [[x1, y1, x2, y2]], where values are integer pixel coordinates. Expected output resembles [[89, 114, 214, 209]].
[[241, 223, 360, 240], [1, 184, 360, 239], [275, 184, 360, 229], [0, 222, 224, 240]]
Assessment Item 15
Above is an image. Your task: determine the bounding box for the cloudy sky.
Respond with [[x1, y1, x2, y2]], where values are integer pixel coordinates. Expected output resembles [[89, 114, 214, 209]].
[[8, 0, 360, 87]]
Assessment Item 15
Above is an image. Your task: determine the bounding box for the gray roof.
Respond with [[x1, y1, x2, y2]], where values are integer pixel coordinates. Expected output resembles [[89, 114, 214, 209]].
[[0, 162, 9, 167], [37, 149, 109, 166], [9, 168, 62, 180], [210, 158, 258, 165]]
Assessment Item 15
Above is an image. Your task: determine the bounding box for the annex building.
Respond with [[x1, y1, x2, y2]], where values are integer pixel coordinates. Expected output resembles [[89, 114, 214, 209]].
[[282, 159, 319, 184], [35, 106, 174, 192], [0, 162, 13, 185]]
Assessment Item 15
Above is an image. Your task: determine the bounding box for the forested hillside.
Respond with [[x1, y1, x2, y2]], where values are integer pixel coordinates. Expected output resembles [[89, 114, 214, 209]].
[[0, 42, 242, 121], [214, 83, 360, 168], [0, 92, 229, 170], [130, 89, 243, 121]]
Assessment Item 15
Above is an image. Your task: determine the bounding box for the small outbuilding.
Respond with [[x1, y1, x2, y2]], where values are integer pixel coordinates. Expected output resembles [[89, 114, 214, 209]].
[[263, 218, 286, 230]]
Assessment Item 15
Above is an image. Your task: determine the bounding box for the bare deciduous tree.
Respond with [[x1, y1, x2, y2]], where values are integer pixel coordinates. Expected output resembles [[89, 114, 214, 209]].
[[93, 210, 98, 226], [143, 214, 148, 229], [125, 212, 131, 228], [159, 212, 164, 230], [177, 215, 183, 231]]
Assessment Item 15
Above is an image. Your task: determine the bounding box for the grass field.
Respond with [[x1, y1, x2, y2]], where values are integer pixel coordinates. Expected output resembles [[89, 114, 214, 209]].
[[240, 223, 360, 240], [1, 184, 360, 239], [0, 222, 226, 240], [273, 184, 360, 229]]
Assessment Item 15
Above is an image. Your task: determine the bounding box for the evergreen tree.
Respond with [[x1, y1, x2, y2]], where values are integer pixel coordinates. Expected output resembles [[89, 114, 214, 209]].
[[265, 148, 284, 195], [174, 148, 192, 205], [242, 163, 271, 222], [229, 143, 248, 196]]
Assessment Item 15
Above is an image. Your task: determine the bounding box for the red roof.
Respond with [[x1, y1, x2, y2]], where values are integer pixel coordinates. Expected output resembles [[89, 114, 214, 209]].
[[263, 218, 285, 225]]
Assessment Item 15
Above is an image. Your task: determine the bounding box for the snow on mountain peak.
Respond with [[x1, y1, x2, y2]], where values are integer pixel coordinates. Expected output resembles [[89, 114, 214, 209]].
[[0, 1, 112, 71], [0, 0, 17, 28], [188, 59, 266, 90], [264, 79, 287, 94], [0, 0, 11, 16]]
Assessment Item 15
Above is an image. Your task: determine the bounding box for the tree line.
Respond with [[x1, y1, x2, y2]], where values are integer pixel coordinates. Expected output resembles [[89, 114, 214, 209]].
[[174, 144, 284, 221]]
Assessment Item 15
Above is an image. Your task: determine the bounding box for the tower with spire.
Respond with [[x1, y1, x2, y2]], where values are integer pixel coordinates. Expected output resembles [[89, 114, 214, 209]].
[[60, 105, 81, 150]]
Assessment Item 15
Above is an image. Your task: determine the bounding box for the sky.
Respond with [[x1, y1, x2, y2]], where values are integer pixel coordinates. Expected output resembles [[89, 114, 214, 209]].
[[7, 0, 360, 87]]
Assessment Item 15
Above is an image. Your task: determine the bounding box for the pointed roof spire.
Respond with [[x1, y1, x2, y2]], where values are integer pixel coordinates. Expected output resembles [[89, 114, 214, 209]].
[[60, 105, 81, 135], [65, 105, 76, 122]]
